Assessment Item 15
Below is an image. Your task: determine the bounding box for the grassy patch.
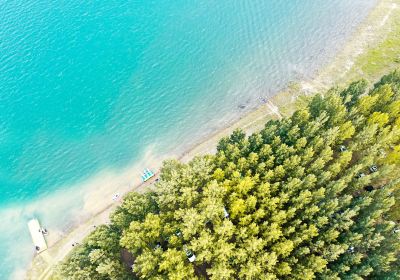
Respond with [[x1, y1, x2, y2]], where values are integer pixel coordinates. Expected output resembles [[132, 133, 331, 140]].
[[347, 5, 400, 82]]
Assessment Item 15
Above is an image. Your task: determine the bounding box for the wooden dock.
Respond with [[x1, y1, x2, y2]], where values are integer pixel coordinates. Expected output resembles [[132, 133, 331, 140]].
[[28, 219, 48, 254]]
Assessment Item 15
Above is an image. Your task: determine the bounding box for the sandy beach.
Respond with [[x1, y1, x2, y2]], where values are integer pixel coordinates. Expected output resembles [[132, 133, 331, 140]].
[[27, 0, 400, 279]]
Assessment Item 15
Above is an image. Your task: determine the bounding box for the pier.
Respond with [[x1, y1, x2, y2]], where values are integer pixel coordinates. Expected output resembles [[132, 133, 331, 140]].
[[28, 219, 48, 254]]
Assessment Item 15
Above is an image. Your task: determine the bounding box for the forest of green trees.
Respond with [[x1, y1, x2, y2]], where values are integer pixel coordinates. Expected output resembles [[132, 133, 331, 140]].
[[57, 71, 400, 279]]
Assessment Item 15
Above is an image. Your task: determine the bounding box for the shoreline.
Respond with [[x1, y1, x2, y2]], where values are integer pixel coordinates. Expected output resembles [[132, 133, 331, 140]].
[[27, 0, 400, 279]]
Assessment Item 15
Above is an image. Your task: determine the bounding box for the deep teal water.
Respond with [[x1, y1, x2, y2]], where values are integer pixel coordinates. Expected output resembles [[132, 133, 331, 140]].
[[0, 0, 377, 278]]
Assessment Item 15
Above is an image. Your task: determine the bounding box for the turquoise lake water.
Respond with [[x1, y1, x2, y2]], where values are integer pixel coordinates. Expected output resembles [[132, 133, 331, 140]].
[[0, 0, 377, 278]]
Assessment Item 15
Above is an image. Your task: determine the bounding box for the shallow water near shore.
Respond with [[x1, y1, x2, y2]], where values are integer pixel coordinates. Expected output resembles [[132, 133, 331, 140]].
[[0, 0, 377, 278]]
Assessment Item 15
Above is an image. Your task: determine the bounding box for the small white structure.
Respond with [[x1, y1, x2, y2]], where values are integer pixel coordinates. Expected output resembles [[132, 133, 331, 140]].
[[369, 165, 378, 173], [223, 207, 229, 218], [112, 193, 120, 201], [28, 219, 47, 254], [184, 246, 196, 263], [188, 253, 196, 263]]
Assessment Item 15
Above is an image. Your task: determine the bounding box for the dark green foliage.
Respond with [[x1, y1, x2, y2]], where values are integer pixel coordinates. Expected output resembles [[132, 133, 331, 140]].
[[59, 72, 400, 279]]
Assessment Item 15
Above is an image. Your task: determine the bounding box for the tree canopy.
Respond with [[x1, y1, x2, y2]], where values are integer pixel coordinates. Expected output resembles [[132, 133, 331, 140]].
[[58, 71, 400, 280]]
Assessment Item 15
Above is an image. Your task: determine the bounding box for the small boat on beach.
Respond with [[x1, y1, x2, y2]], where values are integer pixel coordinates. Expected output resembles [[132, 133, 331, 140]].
[[141, 168, 155, 182]]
